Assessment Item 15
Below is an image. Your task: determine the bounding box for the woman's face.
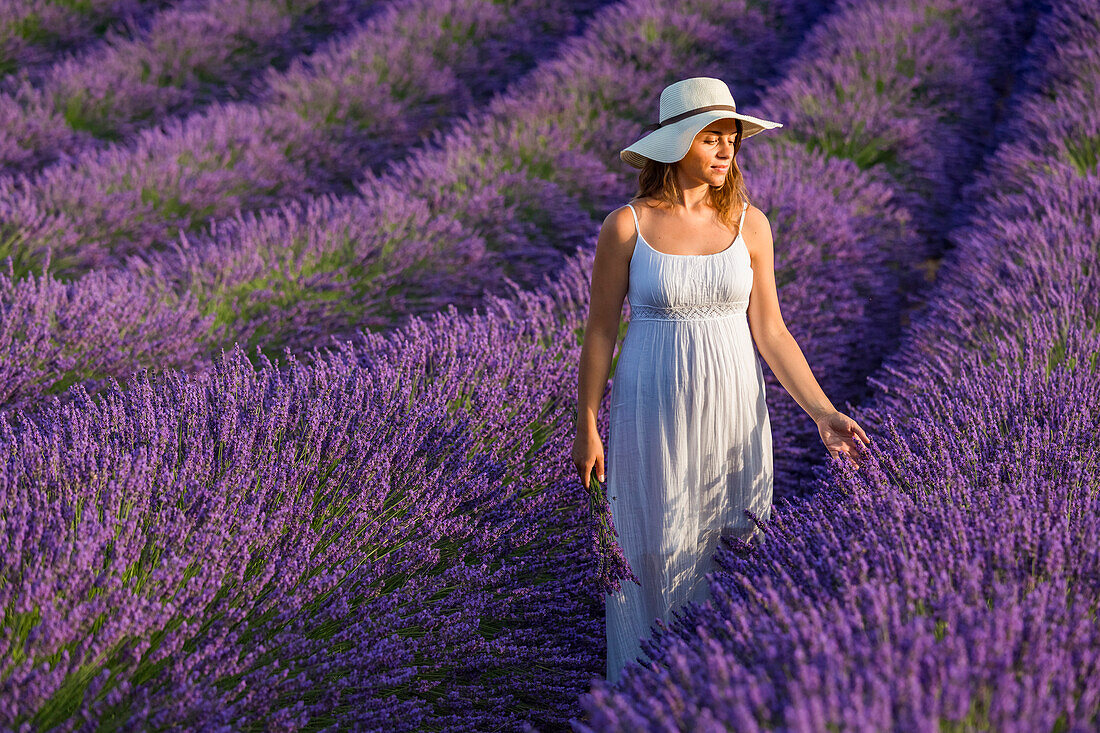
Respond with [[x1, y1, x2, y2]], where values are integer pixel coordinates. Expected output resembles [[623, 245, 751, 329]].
[[676, 118, 739, 187]]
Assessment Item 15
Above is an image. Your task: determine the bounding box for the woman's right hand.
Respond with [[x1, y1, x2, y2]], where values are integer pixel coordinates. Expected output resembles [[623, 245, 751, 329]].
[[572, 427, 605, 489]]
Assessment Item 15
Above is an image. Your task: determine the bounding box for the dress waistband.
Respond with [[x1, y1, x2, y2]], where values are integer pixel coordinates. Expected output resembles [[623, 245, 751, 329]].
[[629, 302, 748, 322]]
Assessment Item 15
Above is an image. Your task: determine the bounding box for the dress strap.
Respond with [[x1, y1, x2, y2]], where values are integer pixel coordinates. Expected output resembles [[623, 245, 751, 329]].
[[737, 198, 748, 235], [625, 202, 641, 237]]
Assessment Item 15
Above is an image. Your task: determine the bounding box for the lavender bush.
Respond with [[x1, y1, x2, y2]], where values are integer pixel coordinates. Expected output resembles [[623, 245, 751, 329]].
[[0, 0, 169, 79], [0, 258, 211, 410], [0, 0, 373, 173]]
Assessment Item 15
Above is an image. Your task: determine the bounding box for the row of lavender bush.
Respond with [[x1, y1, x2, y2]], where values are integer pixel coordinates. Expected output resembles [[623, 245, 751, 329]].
[[0, 0, 806, 412], [0, 0, 374, 173], [0, 0, 607, 275], [576, 0, 1100, 729], [0, 1, 827, 728], [0, 0, 169, 79], [753, 0, 1034, 255], [0, 316, 594, 730], [859, 0, 1098, 424]]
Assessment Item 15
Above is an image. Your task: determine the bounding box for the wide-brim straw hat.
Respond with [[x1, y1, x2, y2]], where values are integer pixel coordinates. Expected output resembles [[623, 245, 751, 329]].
[[620, 77, 783, 169]]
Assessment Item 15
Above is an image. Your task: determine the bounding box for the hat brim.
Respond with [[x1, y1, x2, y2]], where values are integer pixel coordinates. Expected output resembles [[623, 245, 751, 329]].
[[619, 110, 783, 169]]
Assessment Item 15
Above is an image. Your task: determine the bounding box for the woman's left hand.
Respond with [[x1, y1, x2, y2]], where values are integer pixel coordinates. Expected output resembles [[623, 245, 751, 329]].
[[815, 410, 870, 469]]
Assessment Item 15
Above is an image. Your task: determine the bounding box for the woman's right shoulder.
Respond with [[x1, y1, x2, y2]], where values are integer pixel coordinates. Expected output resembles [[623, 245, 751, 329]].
[[594, 204, 641, 264], [602, 202, 639, 238], [608, 200, 632, 217], [607, 197, 657, 227]]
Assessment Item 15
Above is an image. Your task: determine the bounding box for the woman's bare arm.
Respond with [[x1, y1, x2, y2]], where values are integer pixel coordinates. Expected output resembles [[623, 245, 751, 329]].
[[743, 205, 870, 465], [573, 206, 634, 485]]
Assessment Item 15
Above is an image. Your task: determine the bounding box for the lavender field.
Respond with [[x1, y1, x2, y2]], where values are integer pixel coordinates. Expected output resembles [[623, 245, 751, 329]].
[[1, 0, 1097, 729]]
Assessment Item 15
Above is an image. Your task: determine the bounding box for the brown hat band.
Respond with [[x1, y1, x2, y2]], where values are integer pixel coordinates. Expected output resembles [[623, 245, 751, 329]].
[[641, 104, 738, 133]]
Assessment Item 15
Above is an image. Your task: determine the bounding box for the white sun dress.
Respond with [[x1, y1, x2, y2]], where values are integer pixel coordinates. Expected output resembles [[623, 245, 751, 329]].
[[604, 198, 774, 684]]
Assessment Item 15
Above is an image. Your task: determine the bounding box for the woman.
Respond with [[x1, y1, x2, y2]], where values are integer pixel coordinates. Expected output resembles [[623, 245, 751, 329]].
[[571, 77, 871, 684]]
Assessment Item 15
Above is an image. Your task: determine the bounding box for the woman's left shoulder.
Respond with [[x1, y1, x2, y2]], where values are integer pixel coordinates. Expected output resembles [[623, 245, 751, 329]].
[[742, 202, 770, 225], [740, 204, 773, 260]]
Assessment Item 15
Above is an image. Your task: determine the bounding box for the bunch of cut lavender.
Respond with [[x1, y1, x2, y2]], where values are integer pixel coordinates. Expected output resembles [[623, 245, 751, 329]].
[[586, 473, 630, 588], [571, 404, 638, 592]]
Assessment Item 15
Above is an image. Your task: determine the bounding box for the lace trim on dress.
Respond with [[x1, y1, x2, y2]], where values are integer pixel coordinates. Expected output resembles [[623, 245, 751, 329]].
[[630, 302, 748, 321]]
